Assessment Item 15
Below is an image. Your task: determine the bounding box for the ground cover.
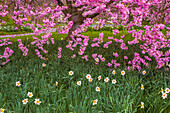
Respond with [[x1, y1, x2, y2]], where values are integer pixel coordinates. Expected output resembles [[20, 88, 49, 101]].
[[0, 39, 169, 113]]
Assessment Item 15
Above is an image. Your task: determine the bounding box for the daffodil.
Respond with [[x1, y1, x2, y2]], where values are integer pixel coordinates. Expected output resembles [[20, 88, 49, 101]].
[[22, 99, 28, 105], [104, 77, 109, 82], [56, 81, 58, 86], [89, 78, 93, 82], [77, 81, 81, 86], [0, 108, 5, 113], [121, 70, 125, 75], [112, 79, 116, 84], [141, 102, 144, 108], [69, 71, 74, 76], [95, 58, 99, 62], [165, 88, 170, 94], [161, 88, 164, 93], [112, 70, 116, 75], [95, 87, 100, 92], [141, 84, 144, 90], [27, 92, 33, 98], [34, 99, 41, 105], [162, 93, 167, 99], [86, 74, 91, 79], [98, 76, 101, 80], [142, 70, 146, 75], [16, 81, 21, 87], [93, 99, 98, 105], [42, 63, 46, 67]]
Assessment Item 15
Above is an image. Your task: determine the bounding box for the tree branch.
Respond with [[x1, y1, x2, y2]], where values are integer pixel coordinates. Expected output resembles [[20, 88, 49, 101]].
[[57, 0, 68, 16], [86, 0, 115, 19]]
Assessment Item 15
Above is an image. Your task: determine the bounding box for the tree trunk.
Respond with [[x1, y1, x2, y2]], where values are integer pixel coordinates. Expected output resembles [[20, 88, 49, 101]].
[[31, 16, 34, 22], [64, 14, 84, 41], [65, 23, 81, 41]]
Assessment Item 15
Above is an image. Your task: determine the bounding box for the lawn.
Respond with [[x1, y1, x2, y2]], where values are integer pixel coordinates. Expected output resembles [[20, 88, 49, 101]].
[[0, 28, 168, 42], [0, 31, 33, 35], [0, 37, 169, 112]]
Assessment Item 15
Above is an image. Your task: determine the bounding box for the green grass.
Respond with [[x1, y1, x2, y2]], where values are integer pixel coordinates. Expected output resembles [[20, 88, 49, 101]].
[[0, 31, 33, 35], [0, 30, 125, 42], [0, 39, 169, 113], [0, 30, 137, 43], [1, 28, 168, 43]]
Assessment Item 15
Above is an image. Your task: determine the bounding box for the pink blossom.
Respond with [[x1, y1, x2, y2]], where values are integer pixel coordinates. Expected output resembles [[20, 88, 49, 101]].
[[14, 27, 18, 30], [144, 56, 152, 61], [108, 63, 112, 67], [113, 52, 119, 57], [114, 63, 120, 68], [58, 47, 62, 51], [124, 56, 128, 59], [71, 54, 76, 58], [121, 34, 125, 38], [92, 54, 97, 59], [112, 29, 119, 35]]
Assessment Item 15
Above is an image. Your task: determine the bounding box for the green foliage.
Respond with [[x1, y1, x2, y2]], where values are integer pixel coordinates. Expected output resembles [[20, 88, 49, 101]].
[[0, 38, 169, 112]]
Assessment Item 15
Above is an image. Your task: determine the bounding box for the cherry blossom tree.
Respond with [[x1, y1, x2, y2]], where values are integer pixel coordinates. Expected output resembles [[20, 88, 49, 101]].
[[0, 0, 170, 71]]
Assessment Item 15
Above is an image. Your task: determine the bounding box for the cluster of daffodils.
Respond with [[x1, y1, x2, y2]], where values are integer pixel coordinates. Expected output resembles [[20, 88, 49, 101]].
[[70, 71, 82, 86], [86, 74, 93, 82], [67, 70, 168, 108], [88, 70, 147, 106], [161, 88, 169, 99], [22, 92, 41, 105], [85, 72, 118, 105], [16, 81, 41, 106], [111, 70, 117, 84]]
